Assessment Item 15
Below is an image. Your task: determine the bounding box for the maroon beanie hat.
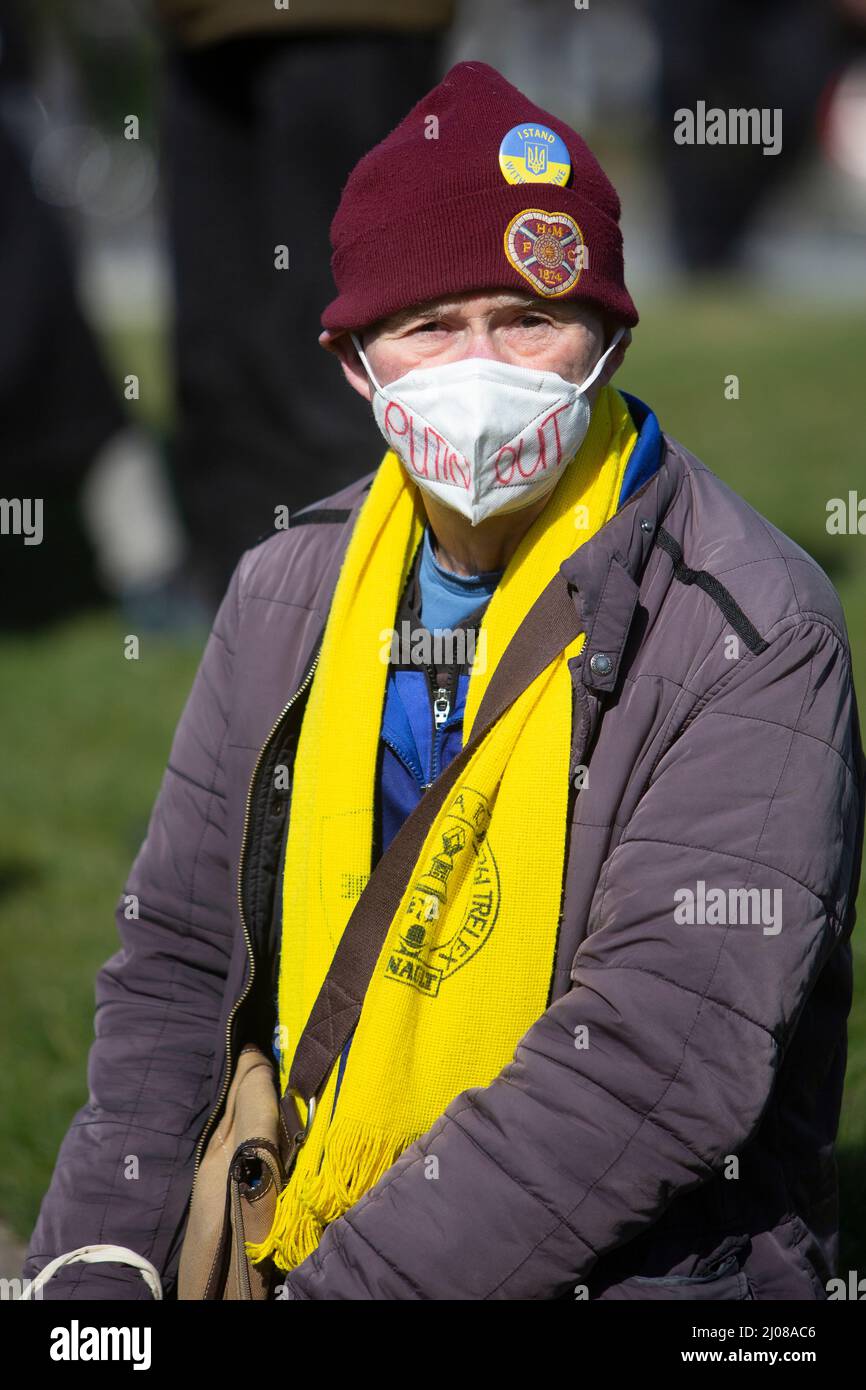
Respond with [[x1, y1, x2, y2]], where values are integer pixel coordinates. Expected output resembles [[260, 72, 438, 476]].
[[321, 60, 637, 336]]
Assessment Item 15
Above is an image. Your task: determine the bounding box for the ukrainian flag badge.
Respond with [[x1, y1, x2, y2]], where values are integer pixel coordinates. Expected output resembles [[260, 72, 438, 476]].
[[498, 123, 571, 185]]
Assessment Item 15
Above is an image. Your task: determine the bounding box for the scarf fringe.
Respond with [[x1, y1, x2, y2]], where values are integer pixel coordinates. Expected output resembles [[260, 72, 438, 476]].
[[246, 1118, 420, 1272]]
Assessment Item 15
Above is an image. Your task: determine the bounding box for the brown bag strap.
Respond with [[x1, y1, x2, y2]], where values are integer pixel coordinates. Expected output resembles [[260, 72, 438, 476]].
[[282, 569, 583, 1131]]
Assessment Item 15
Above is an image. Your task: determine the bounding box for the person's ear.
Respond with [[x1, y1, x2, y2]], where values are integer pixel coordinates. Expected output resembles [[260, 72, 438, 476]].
[[318, 328, 372, 402], [598, 325, 631, 387]]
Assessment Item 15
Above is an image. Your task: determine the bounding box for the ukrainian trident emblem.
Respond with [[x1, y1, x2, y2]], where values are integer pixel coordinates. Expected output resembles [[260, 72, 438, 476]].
[[525, 144, 548, 177]]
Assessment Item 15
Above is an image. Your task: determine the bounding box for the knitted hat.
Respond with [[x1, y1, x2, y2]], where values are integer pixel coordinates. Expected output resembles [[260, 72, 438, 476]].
[[321, 60, 637, 336]]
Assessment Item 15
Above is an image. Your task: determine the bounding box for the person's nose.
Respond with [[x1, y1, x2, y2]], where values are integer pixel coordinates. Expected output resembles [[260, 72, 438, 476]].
[[459, 324, 501, 361]]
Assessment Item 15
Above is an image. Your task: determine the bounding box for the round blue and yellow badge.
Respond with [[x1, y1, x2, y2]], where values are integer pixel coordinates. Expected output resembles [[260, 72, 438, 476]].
[[498, 123, 571, 185]]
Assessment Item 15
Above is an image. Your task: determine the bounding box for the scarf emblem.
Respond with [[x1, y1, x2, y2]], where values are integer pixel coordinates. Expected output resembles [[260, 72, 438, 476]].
[[387, 787, 500, 997]]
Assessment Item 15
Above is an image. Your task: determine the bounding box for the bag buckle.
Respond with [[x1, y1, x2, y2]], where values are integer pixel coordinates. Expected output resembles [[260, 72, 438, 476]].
[[296, 1094, 316, 1147], [279, 1090, 317, 1174]]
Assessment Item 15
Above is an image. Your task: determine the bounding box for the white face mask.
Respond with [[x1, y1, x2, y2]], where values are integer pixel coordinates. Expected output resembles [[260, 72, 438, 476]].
[[351, 327, 623, 526]]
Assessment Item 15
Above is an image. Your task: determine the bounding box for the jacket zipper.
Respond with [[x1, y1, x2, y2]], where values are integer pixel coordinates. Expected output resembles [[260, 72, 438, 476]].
[[190, 648, 321, 1190], [427, 662, 454, 785]]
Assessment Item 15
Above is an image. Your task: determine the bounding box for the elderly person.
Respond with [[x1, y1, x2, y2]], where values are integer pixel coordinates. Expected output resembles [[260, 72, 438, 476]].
[[26, 61, 864, 1301]]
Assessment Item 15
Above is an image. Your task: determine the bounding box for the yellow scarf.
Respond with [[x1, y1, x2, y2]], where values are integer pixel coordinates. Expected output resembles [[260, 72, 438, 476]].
[[248, 385, 637, 1272]]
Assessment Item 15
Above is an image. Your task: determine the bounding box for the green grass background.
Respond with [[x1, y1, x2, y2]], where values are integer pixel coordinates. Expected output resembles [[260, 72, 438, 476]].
[[1, 290, 864, 1268]]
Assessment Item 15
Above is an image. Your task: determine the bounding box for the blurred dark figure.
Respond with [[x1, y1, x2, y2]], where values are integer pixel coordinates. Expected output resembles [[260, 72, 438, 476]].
[[650, 0, 849, 270], [156, 0, 454, 608], [0, 0, 124, 628]]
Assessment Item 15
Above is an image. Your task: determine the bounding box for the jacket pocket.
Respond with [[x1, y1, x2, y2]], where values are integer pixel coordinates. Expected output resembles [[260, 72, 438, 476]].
[[595, 1240, 756, 1301]]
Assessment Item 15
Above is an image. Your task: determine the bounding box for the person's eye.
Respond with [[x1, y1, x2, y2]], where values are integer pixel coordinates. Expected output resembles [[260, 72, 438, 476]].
[[410, 320, 447, 334], [516, 314, 551, 329]]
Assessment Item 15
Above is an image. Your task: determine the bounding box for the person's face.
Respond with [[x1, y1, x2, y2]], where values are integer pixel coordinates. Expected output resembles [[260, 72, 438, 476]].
[[324, 289, 628, 401]]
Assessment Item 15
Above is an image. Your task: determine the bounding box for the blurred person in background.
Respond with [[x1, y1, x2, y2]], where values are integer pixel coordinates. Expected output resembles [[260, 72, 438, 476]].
[[0, 0, 124, 628], [155, 0, 455, 609], [650, 0, 863, 270], [1, 0, 197, 632]]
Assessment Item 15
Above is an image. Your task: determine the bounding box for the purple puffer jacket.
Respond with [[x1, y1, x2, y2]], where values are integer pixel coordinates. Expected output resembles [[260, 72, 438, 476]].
[[25, 432, 864, 1300]]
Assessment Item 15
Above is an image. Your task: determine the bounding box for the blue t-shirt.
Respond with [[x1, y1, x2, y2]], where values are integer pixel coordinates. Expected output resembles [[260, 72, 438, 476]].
[[417, 527, 502, 632], [376, 529, 502, 850]]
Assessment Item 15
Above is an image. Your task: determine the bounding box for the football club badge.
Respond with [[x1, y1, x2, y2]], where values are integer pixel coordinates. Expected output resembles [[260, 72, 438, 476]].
[[498, 123, 571, 185], [503, 209, 585, 296]]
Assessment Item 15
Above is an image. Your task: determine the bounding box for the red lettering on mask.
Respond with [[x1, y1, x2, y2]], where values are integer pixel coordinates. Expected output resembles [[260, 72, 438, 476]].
[[536, 402, 569, 473], [383, 401, 412, 455], [383, 401, 469, 489], [494, 439, 522, 485], [447, 451, 470, 489], [494, 402, 571, 485]]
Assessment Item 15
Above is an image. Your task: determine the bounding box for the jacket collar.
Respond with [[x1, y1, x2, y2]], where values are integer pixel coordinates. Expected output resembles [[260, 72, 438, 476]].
[[560, 410, 682, 695], [472, 431, 685, 731]]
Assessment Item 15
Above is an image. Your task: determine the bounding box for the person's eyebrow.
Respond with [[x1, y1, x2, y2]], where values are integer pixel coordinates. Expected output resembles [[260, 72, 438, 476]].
[[380, 293, 559, 331], [383, 300, 455, 329]]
